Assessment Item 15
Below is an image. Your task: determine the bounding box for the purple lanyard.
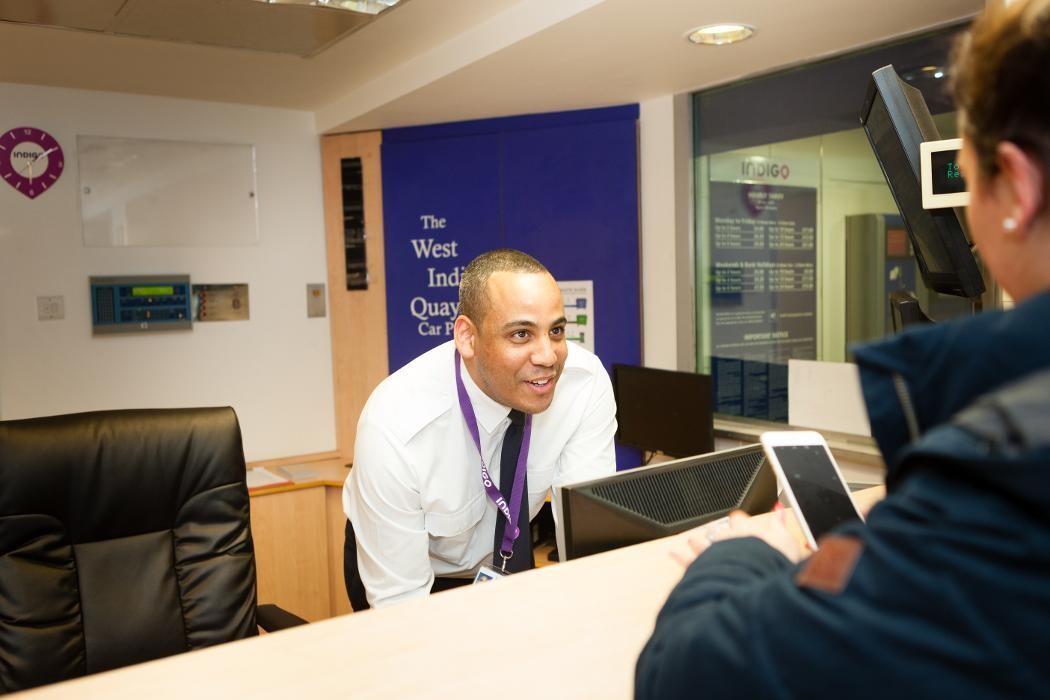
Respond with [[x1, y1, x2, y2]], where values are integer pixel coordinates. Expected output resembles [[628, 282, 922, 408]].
[[454, 350, 532, 568]]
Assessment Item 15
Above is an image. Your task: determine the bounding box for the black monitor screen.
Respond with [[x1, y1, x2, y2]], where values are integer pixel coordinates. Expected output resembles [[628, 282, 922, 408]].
[[612, 364, 714, 459], [860, 65, 984, 299], [558, 444, 776, 560]]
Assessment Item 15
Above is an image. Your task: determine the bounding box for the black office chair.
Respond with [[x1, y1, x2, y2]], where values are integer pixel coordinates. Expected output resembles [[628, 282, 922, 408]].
[[0, 407, 305, 694]]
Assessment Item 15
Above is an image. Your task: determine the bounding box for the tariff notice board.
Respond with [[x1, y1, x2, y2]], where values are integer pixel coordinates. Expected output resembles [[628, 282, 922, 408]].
[[709, 181, 817, 421]]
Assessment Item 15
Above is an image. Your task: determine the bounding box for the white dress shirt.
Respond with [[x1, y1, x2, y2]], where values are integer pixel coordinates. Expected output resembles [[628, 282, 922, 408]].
[[342, 339, 617, 607]]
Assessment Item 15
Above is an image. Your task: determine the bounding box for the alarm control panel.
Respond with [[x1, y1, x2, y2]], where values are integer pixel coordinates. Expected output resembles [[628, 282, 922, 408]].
[[91, 275, 192, 334]]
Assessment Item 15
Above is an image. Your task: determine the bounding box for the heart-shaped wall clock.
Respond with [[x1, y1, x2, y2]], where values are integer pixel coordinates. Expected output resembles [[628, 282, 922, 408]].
[[1, 126, 64, 200]]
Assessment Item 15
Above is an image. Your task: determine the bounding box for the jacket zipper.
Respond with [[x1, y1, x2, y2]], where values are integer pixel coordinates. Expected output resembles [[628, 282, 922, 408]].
[[892, 373, 921, 441]]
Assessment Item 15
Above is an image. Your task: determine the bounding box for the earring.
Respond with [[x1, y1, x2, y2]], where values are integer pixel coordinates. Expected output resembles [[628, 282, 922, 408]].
[[1003, 217, 1018, 231]]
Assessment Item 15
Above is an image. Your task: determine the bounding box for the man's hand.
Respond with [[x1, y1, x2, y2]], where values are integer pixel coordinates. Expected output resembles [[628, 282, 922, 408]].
[[670, 509, 804, 568]]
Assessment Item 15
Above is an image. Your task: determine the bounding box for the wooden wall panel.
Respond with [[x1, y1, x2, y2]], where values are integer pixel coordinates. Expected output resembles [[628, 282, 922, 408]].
[[321, 131, 389, 467], [250, 487, 330, 621]]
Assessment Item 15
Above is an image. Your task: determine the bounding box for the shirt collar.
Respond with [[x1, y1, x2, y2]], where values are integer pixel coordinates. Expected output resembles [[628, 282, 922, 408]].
[[458, 356, 513, 436]]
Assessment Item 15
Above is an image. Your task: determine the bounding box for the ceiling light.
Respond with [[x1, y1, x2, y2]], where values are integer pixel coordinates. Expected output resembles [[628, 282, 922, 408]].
[[341, 0, 400, 11], [901, 65, 949, 83], [252, 0, 401, 14], [687, 23, 755, 46]]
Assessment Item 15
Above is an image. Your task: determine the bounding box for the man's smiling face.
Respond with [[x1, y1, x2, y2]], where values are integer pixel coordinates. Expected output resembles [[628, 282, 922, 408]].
[[460, 271, 567, 414]]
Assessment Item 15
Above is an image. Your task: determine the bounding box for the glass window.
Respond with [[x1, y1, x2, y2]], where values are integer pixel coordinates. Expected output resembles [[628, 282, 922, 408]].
[[692, 23, 981, 423]]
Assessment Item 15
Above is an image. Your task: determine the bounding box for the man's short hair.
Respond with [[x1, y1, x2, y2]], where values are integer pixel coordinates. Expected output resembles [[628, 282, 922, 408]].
[[458, 249, 550, 325]]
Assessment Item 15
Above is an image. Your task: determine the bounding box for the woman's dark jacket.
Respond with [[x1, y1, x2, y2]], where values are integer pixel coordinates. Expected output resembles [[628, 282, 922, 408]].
[[635, 291, 1050, 699]]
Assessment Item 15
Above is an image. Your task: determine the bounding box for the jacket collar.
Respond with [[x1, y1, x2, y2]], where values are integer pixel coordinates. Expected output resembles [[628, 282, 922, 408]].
[[852, 290, 1050, 474]]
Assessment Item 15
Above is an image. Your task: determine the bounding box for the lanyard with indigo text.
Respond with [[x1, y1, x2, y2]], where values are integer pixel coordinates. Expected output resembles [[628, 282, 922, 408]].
[[454, 350, 532, 572]]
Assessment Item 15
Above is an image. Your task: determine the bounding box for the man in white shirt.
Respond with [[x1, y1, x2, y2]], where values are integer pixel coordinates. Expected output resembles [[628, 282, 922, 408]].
[[342, 249, 617, 608]]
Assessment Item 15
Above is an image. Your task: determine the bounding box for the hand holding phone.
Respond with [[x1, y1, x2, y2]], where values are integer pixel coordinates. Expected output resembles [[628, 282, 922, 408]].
[[760, 431, 863, 550]]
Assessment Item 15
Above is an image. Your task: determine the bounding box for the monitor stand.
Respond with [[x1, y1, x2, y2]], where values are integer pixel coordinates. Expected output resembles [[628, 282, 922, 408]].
[[889, 289, 933, 331]]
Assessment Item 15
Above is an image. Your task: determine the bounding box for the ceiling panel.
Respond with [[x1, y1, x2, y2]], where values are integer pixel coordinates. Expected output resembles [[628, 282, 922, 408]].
[[0, 0, 982, 134], [0, 0, 126, 31], [0, 0, 385, 56], [111, 0, 373, 56]]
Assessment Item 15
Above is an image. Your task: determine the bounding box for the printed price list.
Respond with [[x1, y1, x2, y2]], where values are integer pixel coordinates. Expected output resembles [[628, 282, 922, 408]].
[[714, 264, 814, 294], [713, 218, 815, 251], [713, 226, 766, 249], [714, 268, 764, 293], [768, 225, 815, 250], [768, 266, 815, 292]]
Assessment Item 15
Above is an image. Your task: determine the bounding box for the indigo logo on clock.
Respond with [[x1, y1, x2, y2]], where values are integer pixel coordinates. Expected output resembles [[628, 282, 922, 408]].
[[1, 126, 65, 200]]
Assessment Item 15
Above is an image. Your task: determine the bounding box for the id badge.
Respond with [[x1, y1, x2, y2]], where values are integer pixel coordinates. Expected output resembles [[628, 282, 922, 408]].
[[472, 564, 507, 584]]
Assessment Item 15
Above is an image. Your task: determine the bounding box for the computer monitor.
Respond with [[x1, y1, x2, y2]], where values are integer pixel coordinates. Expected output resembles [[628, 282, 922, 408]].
[[611, 364, 714, 458], [860, 64, 985, 300], [557, 444, 776, 560]]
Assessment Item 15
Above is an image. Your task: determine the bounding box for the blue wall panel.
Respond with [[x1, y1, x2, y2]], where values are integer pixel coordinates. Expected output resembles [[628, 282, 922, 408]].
[[381, 105, 642, 467], [501, 118, 641, 373], [381, 134, 501, 372]]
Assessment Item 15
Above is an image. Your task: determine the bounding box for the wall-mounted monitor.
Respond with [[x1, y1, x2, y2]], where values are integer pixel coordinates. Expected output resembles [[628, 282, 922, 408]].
[[612, 364, 714, 459], [860, 65, 984, 300]]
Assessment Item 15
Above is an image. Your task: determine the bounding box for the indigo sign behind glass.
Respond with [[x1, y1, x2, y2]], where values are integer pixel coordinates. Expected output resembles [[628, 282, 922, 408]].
[[708, 171, 818, 422]]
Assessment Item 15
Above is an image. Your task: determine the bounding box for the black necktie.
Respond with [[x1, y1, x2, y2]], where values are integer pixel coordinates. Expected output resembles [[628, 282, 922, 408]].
[[493, 409, 534, 573]]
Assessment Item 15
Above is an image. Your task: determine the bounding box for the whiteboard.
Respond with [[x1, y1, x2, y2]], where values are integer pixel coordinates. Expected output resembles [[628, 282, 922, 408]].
[[77, 135, 259, 247]]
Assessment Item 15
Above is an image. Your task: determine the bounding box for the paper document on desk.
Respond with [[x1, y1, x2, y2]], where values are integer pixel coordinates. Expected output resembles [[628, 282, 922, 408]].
[[277, 464, 319, 480], [246, 467, 293, 491]]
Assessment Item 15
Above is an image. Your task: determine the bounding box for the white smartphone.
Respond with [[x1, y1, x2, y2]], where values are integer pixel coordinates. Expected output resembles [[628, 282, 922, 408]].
[[760, 430, 863, 550]]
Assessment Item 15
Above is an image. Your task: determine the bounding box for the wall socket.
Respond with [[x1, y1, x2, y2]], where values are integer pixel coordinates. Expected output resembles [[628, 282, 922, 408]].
[[37, 295, 65, 321]]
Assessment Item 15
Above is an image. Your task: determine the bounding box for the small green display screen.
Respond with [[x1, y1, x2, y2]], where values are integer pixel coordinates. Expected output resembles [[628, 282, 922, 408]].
[[931, 149, 967, 195], [132, 286, 175, 297]]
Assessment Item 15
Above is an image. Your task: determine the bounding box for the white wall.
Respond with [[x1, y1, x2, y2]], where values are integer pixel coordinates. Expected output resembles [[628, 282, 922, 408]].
[[820, 128, 901, 361], [639, 94, 693, 371], [0, 82, 335, 461]]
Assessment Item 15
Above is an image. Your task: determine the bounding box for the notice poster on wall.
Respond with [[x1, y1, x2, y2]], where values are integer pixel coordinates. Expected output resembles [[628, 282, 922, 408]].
[[558, 280, 594, 354], [709, 180, 817, 421]]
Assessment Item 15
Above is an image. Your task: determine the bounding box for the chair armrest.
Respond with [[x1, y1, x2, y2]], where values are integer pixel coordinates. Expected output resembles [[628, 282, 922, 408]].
[[257, 603, 309, 632]]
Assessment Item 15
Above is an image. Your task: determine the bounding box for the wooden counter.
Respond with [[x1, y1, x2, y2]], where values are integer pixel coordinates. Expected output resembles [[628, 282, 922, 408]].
[[14, 488, 885, 699], [247, 460, 351, 621]]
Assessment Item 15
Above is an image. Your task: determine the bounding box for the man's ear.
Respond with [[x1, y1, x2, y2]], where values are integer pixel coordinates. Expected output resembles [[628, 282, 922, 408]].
[[996, 141, 1045, 235], [453, 315, 477, 359]]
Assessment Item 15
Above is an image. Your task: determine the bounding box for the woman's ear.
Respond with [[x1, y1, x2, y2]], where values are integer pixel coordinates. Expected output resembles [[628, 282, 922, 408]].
[[995, 141, 1045, 235], [453, 315, 477, 359]]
